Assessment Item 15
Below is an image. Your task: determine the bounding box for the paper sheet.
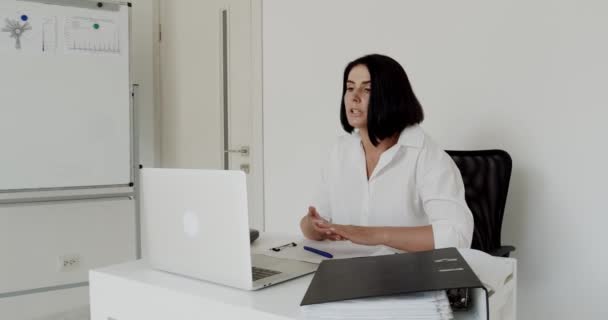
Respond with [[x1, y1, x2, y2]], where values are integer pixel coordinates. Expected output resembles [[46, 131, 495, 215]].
[[41, 16, 57, 53], [0, 10, 56, 54], [64, 16, 120, 55], [260, 239, 397, 264]]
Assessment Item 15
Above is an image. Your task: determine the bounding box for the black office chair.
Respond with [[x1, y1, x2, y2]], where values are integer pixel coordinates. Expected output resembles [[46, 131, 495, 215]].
[[446, 150, 516, 257]]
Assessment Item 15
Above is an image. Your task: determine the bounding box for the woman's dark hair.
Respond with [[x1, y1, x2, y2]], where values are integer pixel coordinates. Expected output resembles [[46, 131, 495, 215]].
[[340, 54, 424, 146]]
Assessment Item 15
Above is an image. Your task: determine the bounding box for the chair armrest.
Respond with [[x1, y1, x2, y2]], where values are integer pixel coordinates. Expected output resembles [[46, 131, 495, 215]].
[[489, 245, 516, 257]]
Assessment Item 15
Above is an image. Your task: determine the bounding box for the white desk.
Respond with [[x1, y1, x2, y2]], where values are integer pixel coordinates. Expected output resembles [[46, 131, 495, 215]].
[[89, 233, 515, 320]]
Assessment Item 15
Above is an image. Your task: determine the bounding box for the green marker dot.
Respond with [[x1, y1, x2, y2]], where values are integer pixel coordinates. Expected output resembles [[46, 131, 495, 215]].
[[93, 23, 100, 30]]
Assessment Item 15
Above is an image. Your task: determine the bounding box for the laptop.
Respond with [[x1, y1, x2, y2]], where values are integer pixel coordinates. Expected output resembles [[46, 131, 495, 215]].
[[141, 168, 318, 290]]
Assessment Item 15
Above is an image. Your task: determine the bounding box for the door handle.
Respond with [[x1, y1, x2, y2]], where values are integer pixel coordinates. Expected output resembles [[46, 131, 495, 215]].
[[224, 146, 249, 156]]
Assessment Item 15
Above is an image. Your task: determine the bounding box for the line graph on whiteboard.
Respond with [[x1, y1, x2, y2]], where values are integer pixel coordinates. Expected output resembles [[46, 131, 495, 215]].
[[64, 16, 120, 55]]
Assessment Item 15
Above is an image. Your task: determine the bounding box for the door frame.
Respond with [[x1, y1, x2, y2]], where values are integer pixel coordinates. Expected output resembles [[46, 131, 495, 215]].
[[249, 0, 265, 230]]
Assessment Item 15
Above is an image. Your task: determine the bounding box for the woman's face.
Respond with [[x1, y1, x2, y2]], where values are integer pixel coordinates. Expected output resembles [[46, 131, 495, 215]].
[[344, 64, 371, 129]]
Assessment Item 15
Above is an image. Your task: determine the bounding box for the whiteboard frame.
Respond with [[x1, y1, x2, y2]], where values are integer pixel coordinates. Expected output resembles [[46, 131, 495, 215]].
[[2, 0, 135, 193]]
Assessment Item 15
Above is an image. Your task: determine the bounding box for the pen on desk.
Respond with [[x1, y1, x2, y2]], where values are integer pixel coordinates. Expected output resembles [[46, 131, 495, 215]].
[[303, 246, 333, 258]]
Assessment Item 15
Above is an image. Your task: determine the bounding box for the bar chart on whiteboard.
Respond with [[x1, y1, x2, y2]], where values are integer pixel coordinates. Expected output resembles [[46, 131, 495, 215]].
[[64, 16, 120, 55]]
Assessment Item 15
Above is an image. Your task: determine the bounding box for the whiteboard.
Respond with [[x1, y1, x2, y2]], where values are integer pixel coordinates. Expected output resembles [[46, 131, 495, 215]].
[[0, 0, 131, 190]]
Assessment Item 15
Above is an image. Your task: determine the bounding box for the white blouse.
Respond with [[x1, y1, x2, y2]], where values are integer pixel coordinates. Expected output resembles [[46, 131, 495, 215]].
[[311, 125, 474, 249]]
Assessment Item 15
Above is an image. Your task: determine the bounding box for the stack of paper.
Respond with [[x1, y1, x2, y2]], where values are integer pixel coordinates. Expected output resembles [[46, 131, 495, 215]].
[[301, 291, 453, 320]]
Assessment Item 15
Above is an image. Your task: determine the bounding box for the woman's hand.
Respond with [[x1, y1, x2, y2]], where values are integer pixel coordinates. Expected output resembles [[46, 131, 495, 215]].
[[302, 207, 343, 241], [319, 223, 386, 246]]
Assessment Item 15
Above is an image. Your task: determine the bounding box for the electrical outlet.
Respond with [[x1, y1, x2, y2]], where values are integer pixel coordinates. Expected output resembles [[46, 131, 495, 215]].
[[57, 254, 81, 272]]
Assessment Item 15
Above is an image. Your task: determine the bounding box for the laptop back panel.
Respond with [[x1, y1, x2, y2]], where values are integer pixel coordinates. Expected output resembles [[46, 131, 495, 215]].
[[141, 168, 253, 290]]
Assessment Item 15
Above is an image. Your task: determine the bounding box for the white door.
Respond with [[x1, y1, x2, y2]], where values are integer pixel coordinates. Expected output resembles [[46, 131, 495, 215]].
[[159, 0, 264, 229]]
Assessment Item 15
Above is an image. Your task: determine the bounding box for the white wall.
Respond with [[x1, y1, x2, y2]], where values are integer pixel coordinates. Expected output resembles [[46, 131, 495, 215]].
[[0, 198, 136, 319], [263, 0, 608, 319]]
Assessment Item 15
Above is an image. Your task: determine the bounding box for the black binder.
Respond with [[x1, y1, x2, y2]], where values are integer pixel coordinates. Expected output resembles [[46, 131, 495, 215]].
[[301, 248, 488, 317]]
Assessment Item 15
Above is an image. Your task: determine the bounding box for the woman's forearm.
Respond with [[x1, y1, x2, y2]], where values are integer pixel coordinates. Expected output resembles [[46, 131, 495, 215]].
[[378, 225, 435, 252], [328, 223, 435, 252]]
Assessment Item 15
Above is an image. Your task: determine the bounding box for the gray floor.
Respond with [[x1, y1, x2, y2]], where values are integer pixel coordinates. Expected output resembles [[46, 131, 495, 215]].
[[30, 305, 89, 320]]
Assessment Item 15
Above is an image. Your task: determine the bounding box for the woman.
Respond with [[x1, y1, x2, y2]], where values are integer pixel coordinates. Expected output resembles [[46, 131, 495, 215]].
[[300, 54, 473, 252]]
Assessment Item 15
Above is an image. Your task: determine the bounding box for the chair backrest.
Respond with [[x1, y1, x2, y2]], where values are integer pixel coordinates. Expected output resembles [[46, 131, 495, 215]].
[[445, 150, 512, 253]]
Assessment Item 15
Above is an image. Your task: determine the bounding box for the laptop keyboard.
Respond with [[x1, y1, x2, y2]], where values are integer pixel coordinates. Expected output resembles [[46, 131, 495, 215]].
[[252, 267, 281, 281]]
